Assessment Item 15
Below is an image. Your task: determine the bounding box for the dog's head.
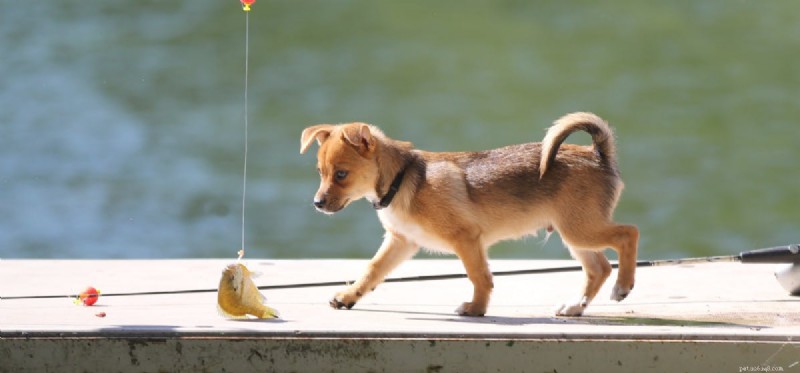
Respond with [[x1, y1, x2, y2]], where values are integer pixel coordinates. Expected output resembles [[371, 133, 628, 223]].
[[300, 123, 381, 214]]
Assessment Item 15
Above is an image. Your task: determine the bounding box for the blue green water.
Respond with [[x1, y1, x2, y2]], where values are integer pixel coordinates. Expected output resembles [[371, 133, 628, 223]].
[[1, 1, 798, 259]]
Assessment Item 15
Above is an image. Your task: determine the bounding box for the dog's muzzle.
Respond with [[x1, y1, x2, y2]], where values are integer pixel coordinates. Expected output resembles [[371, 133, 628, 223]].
[[312, 197, 345, 214]]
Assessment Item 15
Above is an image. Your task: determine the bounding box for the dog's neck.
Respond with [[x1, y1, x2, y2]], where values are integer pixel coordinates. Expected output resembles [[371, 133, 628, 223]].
[[373, 162, 408, 210], [372, 140, 416, 210]]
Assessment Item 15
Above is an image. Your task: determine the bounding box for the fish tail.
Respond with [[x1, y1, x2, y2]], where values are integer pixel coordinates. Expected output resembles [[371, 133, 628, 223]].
[[259, 305, 280, 319]]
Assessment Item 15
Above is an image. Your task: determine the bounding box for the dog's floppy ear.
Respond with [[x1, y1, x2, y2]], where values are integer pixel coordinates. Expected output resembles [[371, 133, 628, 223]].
[[341, 123, 376, 157], [300, 124, 334, 154]]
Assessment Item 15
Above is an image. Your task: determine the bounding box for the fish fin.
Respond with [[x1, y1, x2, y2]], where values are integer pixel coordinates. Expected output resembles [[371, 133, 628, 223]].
[[249, 270, 263, 279]]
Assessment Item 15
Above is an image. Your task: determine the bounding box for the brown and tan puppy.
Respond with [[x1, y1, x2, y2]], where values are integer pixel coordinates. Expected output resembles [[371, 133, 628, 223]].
[[300, 112, 638, 317]]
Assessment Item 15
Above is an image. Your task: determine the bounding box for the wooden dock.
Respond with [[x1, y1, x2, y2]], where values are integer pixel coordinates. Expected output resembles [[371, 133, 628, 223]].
[[1, 259, 798, 372]]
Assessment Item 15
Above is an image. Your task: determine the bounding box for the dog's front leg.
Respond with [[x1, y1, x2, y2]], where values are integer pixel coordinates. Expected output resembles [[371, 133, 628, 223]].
[[330, 231, 419, 310], [454, 244, 493, 317]]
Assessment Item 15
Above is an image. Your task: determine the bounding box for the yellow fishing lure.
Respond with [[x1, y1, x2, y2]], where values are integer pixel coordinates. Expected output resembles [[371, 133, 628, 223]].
[[217, 263, 279, 319]]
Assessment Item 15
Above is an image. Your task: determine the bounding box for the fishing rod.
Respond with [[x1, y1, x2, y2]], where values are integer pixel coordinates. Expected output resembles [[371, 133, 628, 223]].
[[3, 244, 798, 301]]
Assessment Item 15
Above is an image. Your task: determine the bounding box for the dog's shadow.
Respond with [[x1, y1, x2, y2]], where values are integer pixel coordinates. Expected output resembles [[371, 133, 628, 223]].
[[350, 307, 575, 326], [352, 307, 761, 328]]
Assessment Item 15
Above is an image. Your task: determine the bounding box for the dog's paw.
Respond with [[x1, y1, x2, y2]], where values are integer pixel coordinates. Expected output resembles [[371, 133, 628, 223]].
[[455, 302, 486, 317], [329, 291, 359, 310], [611, 283, 633, 302], [555, 303, 585, 317], [555, 296, 588, 317]]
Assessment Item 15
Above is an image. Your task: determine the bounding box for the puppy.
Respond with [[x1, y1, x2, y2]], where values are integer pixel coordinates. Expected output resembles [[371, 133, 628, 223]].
[[300, 112, 638, 316]]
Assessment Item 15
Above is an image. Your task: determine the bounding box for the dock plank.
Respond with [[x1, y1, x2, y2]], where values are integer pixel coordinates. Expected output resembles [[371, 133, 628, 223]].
[[1, 259, 798, 372]]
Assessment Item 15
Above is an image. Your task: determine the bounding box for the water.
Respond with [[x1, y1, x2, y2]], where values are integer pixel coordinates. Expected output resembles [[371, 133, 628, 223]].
[[1, 1, 798, 260]]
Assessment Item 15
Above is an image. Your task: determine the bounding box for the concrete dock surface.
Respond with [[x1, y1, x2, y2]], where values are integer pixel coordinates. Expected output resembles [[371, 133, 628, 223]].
[[1, 259, 798, 372]]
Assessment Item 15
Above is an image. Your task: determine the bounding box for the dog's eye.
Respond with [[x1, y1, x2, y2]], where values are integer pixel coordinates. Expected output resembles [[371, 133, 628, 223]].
[[335, 170, 348, 181]]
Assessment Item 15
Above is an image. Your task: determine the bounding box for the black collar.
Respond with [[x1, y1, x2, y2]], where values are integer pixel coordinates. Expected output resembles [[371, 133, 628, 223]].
[[374, 164, 408, 210]]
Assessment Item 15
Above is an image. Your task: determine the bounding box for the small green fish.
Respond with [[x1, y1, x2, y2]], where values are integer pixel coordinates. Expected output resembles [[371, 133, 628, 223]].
[[217, 263, 279, 319]]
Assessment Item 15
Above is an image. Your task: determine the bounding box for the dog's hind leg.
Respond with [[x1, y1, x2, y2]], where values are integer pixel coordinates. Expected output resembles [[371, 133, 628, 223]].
[[605, 224, 639, 301], [556, 249, 612, 316], [556, 222, 639, 316], [330, 231, 419, 310]]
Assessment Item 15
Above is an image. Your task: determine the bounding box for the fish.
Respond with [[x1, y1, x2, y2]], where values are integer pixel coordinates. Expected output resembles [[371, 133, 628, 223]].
[[217, 263, 279, 319]]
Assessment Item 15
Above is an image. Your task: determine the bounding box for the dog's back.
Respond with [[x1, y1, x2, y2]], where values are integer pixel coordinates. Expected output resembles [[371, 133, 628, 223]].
[[406, 112, 622, 245]]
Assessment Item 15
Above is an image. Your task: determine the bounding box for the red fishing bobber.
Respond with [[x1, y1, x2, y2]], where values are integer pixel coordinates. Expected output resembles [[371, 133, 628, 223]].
[[240, 0, 255, 11], [77, 286, 100, 306]]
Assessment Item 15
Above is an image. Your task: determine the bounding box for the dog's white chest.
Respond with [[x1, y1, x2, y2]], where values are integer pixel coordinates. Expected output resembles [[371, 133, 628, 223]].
[[377, 209, 453, 253]]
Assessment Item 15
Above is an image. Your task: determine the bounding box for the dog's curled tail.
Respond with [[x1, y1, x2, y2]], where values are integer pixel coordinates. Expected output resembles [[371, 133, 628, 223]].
[[539, 112, 616, 179]]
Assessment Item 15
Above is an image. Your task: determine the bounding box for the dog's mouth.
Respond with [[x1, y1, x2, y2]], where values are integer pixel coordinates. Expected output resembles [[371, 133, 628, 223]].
[[315, 206, 338, 215], [314, 199, 349, 215]]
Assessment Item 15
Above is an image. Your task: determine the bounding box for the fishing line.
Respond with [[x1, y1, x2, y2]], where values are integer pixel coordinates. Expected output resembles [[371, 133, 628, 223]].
[[4, 245, 797, 300], [239, 2, 251, 255]]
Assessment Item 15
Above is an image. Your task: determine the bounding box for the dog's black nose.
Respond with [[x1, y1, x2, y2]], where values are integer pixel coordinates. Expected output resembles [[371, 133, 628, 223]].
[[313, 199, 325, 209]]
